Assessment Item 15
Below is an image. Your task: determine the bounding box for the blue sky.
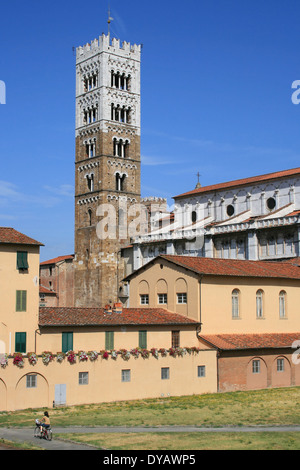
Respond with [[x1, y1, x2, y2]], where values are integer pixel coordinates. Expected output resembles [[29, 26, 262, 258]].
[[0, 0, 300, 261]]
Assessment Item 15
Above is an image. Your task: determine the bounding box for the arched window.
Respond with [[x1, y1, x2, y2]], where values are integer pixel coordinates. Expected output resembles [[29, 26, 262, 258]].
[[88, 209, 92, 226], [279, 291, 286, 318], [86, 174, 94, 192], [116, 173, 126, 191], [256, 290, 264, 318], [232, 289, 240, 318]]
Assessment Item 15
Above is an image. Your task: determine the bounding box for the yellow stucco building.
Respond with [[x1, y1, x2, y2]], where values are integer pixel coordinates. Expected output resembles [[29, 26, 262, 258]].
[[1, 228, 300, 411], [0, 228, 217, 411], [124, 255, 300, 391]]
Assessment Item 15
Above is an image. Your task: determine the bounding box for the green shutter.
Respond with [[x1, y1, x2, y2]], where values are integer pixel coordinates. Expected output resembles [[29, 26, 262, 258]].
[[62, 332, 73, 353], [105, 331, 114, 350], [139, 330, 147, 349], [22, 290, 27, 311], [16, 290, 27, 312], [17, 251, 28, 269], [15, 332, 26, 353]]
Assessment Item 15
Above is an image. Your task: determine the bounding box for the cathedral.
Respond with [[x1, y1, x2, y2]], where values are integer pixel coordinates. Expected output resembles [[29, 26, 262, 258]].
[[130, 167, 300, 272]]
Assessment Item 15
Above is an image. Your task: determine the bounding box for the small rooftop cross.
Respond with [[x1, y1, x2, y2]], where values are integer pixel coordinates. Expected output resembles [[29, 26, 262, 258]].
[[195, 172, 201, 189]]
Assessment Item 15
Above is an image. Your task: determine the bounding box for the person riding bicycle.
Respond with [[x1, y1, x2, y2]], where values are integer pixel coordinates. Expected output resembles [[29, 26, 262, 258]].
[[38, 411, 50, 433]]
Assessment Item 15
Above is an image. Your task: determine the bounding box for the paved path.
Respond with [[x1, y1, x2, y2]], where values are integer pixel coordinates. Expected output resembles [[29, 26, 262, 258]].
[[1, 425, 300, 450]]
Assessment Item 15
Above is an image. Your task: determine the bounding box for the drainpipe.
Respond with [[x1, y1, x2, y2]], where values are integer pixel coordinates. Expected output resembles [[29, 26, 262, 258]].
[[35, 329, 41, 354], [197, 275, 203, 333]]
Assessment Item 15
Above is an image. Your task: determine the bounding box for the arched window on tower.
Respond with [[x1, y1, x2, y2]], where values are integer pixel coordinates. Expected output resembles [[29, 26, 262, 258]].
[[116, 173, 126, 191], [88, 209, 92, 226], [124, 139, 129, 158], [86, 174, 94, 192]]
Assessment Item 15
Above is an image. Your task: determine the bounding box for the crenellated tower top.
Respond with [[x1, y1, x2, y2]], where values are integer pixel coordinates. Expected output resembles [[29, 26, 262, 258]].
[[76, 33, 141, 64]]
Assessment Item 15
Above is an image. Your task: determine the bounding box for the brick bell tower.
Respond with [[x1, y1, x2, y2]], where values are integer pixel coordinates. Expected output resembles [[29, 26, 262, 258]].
[[74, 33, 141, 307]]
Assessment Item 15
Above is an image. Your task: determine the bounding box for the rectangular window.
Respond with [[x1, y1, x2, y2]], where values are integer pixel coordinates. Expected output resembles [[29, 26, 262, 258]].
[[139, 330, 147, 349], [140, 294, 149, 305], [161, 367, 170, 380], [172, 330, 180, 348], [277, 358, 284, 372], [17, 251, 28, 270], [62, 332, 73, 353], [252, 359, 260, 374], [79, 372, 89, 385], [15, 332, 26, 353], [16, 290, 27, 312], [198, 366, 206, 377], [121, 369, 131, 382], [105, 331, 114, 350], [177, 293, 187, 304], [26, 374, 37, 388], [158, 293, 167, 304]]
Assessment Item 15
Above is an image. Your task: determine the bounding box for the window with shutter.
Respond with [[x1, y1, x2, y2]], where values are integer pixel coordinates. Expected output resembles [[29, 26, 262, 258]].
[[62, 332, 73, 353], [105, 331, 114, 350], [17, 251, 28, 270], [15, 332, 26, 353], [139, 330, 147, 349], [16, 290, 27, 312]]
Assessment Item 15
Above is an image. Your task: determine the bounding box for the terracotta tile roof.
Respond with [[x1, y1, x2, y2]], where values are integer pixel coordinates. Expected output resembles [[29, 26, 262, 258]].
[[0, 227, 43, 246], [159, 255, 300, 280], [39, 285, 56, 295], [40, 254, 74, 266], [174, 167, 300, 199], [199, 333, 300, 350], [39, 307, 199, 327]]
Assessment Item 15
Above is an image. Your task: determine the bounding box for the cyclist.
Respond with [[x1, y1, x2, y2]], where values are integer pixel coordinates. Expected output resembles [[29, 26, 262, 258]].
[[39, 411, 51, 433]]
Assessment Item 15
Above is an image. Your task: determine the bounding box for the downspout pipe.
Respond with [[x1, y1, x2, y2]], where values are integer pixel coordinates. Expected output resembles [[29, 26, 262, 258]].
[[196, 275, 203, 334]]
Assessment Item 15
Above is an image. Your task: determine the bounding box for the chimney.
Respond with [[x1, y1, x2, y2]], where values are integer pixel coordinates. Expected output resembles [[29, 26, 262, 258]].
[[113, 302, 123, 314], [104, 304, 112, 314]]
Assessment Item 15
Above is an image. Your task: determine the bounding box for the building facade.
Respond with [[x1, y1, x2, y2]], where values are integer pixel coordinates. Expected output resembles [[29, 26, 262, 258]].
[[74, 33, 142, 307], [0, 228, 43, 356], [129, 167, 300, 272], [124, 254, 300, 391], [39, 255, 74, 307]]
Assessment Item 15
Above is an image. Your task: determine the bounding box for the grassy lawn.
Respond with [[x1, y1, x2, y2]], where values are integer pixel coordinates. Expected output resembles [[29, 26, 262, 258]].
[[56, 431, 300, 450], [1, 386, 300, 428], [1, 387, 300, 450]]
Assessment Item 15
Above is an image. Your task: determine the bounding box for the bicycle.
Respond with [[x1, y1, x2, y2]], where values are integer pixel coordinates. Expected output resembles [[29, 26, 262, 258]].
[[34, 420, 53, 441]]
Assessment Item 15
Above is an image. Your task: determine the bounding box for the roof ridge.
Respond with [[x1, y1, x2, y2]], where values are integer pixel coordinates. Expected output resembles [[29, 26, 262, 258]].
[[174, 166, 300, 199]]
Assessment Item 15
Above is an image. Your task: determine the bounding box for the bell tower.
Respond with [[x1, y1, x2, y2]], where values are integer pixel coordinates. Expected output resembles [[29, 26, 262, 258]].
[[74, 33, 141, 307]]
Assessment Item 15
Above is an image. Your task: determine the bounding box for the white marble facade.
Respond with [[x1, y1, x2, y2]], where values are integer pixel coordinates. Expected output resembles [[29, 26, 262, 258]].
[[130, 168, 300, 270]]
